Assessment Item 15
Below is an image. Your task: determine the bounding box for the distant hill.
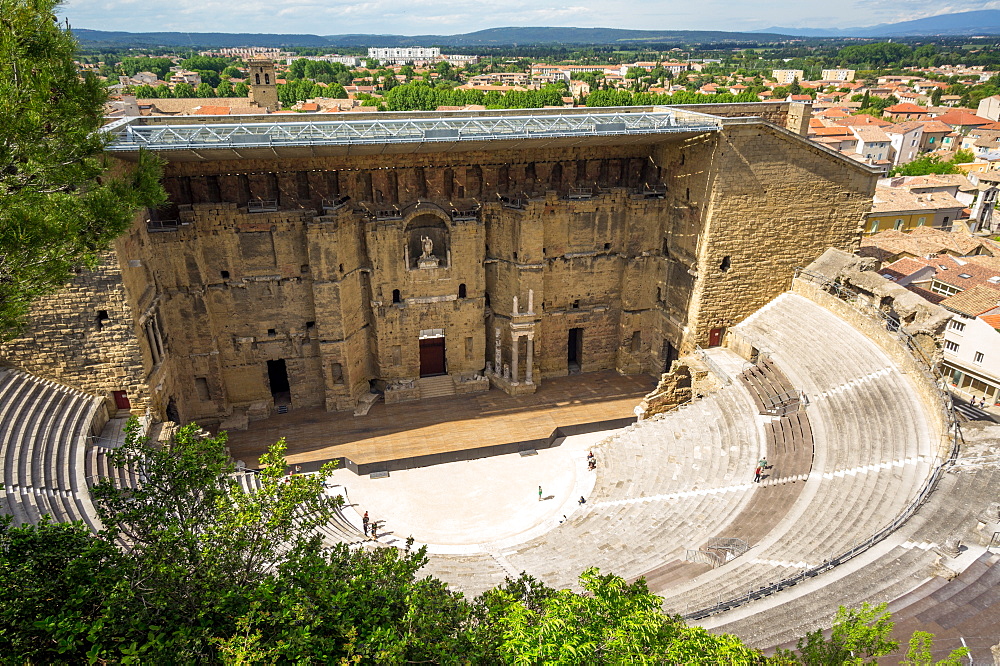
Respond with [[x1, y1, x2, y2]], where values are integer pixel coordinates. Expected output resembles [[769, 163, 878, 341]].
[[323, 27, 794, 47], [72, 29, 331, 48], [72, 26, 792, 48], [760, 9, 1000, 37]]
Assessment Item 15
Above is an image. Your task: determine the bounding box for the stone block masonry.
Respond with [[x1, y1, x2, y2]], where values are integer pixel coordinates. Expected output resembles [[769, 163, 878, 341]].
[[0, 106, 880, 427]]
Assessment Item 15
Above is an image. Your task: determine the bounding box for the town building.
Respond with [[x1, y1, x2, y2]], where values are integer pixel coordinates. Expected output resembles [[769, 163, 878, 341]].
[[821, 69, 856, 82], [368, 47, 441, 64], [772, 69, 804, 85]]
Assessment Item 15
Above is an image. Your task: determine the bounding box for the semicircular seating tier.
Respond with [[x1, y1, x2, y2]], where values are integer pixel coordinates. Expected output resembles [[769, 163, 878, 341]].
[[422, 291, 944, 617], [0, 368, 104, 531]]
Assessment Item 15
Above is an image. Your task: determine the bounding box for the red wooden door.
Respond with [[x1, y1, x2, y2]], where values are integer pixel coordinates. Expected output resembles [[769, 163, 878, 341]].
[[112, 391, 131, 410], [708, 327, 725, 347], [419, 338, 446, 376]]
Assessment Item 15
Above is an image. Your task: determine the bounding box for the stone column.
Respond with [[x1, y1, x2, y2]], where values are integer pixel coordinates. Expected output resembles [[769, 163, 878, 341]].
[[527, 289, 534, 314], [494, 327, 502, 372], [511, 332, 520, 385], [526, 333, 534, 384]]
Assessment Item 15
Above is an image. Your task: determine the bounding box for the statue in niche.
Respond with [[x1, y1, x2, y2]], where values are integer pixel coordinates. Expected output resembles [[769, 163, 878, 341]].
[[417, 234, 439, 269]]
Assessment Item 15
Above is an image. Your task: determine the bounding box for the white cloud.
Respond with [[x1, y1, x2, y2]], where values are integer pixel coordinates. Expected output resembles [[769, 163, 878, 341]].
[[58, 0, 1000, 34]]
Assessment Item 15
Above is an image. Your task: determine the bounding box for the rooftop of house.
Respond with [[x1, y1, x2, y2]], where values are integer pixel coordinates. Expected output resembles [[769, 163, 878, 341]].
[[870, 187, 965, 214], [859, 226, 999, 263], [933, 110, 992, 127], [885, 103, 927, 113], [851, 126, 892, 142], [940, 283, 1000, 316]]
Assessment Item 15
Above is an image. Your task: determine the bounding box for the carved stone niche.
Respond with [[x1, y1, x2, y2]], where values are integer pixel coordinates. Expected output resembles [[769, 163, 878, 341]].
[[405, 211, 450, 269]]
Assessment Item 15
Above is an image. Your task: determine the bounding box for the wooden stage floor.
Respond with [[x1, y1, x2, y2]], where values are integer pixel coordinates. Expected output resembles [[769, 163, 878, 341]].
[[225, 371, 657, 468]]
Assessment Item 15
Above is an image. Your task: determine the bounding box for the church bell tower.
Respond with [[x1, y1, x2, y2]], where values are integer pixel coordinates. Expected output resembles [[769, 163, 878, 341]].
[[248, 57, 278, 112]]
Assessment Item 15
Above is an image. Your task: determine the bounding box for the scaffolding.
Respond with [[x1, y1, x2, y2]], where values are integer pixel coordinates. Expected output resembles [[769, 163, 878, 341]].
[[104, 109, 721, 152]]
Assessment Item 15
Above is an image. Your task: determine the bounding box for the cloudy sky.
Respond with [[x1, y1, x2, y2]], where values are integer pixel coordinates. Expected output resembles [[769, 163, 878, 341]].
[[60, 0, 1000, 34]]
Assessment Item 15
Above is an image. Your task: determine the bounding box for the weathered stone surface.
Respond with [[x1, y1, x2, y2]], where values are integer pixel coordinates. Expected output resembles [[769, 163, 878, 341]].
[[0, 109, 878, 424]]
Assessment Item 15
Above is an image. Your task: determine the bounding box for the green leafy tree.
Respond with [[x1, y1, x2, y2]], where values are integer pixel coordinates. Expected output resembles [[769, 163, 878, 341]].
[[472, 567, 762, 663], [172, 82, 195, 98], [133, 83, 156, 98], [776, 603, 898, 664], [119, 56, 172, 80], [154, 83, 172, 99], [0, 0, 165, 337], [195, 82, 215, 98], [234, 81, 250, 97], [900, 631, 968, 665], [215, 79, 233, 97]]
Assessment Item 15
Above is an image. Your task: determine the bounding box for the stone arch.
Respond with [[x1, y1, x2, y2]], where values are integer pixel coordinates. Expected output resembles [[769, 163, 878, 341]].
[[405, 211, 450, 269]]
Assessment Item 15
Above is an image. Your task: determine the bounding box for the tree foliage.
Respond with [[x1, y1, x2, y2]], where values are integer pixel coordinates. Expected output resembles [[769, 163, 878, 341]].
[[0, 0, 164, 338]]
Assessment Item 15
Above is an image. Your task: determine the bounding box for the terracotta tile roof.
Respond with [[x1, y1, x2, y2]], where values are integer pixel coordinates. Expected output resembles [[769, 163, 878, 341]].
[[192, 105, 231, 115], [834, 114, 893, 128], [813, 125, 854, 136], [870, 187, 964, 214], [933, 110, 992, 127], [885, 102, 927, 113], [298, 102, 319, 111], [980, 313, 1000, 329], [932, 259, 1000, 291], [916, 120, 954, 133], [940, 284, 1000, 316], [852, 126, 891, 142], [965, 254, 1000, 270], [883, 121, 925, 134], [880, 256, 936, 280], [859, 227, 993, 263]]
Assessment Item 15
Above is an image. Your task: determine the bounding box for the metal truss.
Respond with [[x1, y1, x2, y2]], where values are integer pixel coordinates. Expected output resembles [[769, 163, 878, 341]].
[[104, 109, 720, 152]]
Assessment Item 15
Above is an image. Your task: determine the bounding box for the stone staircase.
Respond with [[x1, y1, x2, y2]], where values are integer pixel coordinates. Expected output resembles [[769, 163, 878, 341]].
[[417, 375, 455, 400]]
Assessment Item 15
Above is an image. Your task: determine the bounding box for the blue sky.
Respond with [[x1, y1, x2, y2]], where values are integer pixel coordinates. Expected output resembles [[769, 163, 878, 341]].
[[60, 0, 1000, 34]]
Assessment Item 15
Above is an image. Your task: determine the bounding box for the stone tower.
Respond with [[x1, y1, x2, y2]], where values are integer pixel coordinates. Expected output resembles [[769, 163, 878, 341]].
[[248, 58, 278, 112]]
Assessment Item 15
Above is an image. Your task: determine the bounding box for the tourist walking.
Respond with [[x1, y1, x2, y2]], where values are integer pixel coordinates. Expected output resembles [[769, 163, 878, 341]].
[[754, 466, 763, 483], [370, 521, 378, 539], [538, 485, 543, 501], [362, 511, 369, 535]]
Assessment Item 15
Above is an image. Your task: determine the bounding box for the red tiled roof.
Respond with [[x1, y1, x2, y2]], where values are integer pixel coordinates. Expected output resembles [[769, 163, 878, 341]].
[[934, 110, 992, 127], [885, 103, 926, 113], [193, 105, 231, 115], [981, 313, 1000, 329]]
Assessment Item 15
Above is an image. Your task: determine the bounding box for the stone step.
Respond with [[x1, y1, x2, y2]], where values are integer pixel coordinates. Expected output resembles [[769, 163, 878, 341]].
[[417, 375, 456, 399], [353, 392, 381, 417]]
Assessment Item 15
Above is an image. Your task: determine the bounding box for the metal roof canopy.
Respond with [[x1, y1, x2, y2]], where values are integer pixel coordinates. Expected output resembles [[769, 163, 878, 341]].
[[104, 106, 722, 160]]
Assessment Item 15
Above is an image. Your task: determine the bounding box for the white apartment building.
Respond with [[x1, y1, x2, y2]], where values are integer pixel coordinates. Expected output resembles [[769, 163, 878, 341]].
[[821, 69, 856, 82], [286, 55, 362, 67], [883, 122, 924, 166], [941, 286, 1000, 407], [772, 69, 804, 85], [368, 47, 441, 64]]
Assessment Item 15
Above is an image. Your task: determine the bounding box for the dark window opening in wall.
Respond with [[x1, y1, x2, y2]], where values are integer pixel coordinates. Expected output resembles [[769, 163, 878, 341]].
[[657, 287, 662, 302], [681, 152, 685, 165], [305, 321, 315, 329], [542, 247, 547, 256], [513, 251, 518, 261], [720, 255, 732, 271], [392, 289, 401, 304], [96, 310, 109, 330], [568, 328, 583, 374], [631, 330, 642, 353], [662, 238, 669, 256], [296, 171, 310, 200], [166, 397, 179, 423], [686, 187, 690, 200], [221, 270, 230, 279], [267, 328, 277, 337], [457, 185, 465, 198], [485, 293, 491, 308], [255, 73, 260, 84], [572, 300, 580, 309], [604, 242, 611, 250], [662, 340, 679, 372], [206, 175, 221, 202], [300, 264, 309, 273], [237, 174, 251, 203], [264, 73, 270, 85], [458, 283, 467, 298], [267, 359, 290, 404], [195, 377, 211, 401], [339, 263, 344, 273]]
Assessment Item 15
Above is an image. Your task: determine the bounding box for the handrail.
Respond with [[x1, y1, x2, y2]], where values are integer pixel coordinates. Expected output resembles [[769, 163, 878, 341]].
[[695, 345, 732, 386], [682, 268, 962, 621]]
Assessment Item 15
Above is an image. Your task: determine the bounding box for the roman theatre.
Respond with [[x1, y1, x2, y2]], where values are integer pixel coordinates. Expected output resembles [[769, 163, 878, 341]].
[[2, 95, 999, 656]]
